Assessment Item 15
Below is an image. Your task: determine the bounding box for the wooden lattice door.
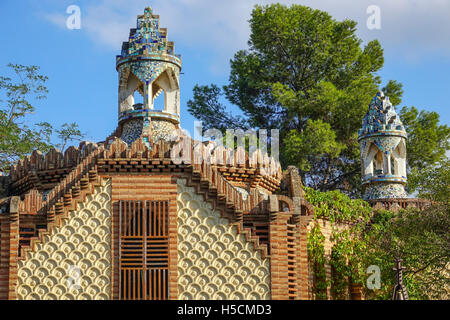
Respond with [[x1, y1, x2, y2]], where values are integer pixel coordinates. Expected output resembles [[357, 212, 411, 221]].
[[119, 200, 169, 300]]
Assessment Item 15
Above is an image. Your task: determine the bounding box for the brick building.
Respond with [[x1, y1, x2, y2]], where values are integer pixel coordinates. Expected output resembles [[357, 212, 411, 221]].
[[0, 7, 428, 300], [0, 7, 318, 300]]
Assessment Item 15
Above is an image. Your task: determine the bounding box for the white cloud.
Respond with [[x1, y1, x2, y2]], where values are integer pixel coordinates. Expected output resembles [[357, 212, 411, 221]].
[[42, 0, 450, 65], [42, 12, 67, 29]]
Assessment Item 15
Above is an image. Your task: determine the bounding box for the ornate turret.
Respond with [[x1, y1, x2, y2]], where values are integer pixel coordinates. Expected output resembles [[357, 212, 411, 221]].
[[358, 91, 408, 200], [116, 7, 181, 145]]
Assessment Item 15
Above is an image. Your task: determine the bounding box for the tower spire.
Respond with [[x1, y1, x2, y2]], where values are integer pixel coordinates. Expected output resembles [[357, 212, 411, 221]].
[[358, 91, 408, 200], [116, 7, 182, 145]]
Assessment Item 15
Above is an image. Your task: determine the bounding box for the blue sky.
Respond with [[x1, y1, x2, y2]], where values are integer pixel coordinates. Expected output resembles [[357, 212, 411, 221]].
[[0, 0, 449, 145]]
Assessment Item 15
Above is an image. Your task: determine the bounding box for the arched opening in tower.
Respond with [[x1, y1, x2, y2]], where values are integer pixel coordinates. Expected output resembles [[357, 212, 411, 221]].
[[391, 140, 407, 177], [119, 71, 145, 112], [390, 155, 396, 175], [363, 143, 383, 178], [150, 69, 179, 114], [152, 85, 165, 111], [134, 85, 145, 108]]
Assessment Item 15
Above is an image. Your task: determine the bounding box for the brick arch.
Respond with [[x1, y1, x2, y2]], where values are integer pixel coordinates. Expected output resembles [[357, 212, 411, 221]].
[[301, 202, 314, 216], [276, 195, 294, 212]]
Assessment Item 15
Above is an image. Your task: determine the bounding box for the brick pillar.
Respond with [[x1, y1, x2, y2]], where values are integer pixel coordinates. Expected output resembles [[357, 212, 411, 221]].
[[349, 282, 364, 300], [8, 211, 19, 300], [111, 200, 120, 300], [298, 215, 313, 300], [269, 195, 291, 300], [0, 216, 9, 300], [0, 197, 20, 300], [167, 188, 178, 300], [269, 213, 290, 299], [291, 215, 301, 300]]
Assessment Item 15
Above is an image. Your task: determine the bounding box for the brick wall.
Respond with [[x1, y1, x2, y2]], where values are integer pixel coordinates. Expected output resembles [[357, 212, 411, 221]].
[[298, 215, 314, 300], [0, 208, 19, 300], [0, 217, 9, 299], [269, 212, 290, 299]]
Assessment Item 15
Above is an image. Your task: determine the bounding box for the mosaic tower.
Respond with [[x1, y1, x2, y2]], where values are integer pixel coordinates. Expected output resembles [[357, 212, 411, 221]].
[[358, 91, 408, 200], [116, 7, 182, 145]]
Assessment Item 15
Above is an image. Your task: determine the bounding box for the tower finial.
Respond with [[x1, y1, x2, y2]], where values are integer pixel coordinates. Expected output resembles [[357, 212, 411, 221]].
[[115, 7, 182, 145], [358, 92, 408, 200]]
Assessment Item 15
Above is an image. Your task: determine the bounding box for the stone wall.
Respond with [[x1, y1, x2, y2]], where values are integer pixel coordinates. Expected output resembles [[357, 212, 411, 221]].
[[16, 179, 112, 300], [177, 179, 271, 299]]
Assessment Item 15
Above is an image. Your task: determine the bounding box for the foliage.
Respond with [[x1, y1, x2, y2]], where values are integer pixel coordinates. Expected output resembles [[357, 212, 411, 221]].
[[409, 158, 449, 204], [187, 3, 449, 198], [0, 63, 86, 173], [56, 122, 84, 152], [304, 186, 372, 223], [363, 206, 450, 300], [0, 64, 53, 172], [305, 186, 450, 300], [187, 85, 248, 131], [307, 224, 329, 299], [305, 186, 372, 299], [382, 80, 403, 106], [399, 106, 450, 194], [400, 106, 450, 170], [330, 229, 368, 299], [188, 3, 398, 196], [283, 119, 344, 172]]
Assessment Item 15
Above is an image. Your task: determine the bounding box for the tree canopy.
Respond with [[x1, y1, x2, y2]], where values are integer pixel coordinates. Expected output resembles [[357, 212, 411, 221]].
[[399, 107, 450, 194], [187, 3, 449, 197], [0, 63, 84, 173]]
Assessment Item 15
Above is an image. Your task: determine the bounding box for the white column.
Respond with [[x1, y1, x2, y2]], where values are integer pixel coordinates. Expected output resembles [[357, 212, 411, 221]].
[[147, 82, 153, 110], [383, 154, 391, 175]]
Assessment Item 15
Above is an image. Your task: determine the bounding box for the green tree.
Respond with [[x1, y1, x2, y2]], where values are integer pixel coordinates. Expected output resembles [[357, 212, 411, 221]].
[[0, 63, 53, 172], [305, 186, 449, 300], [187, 85, 248, 131], [188, 4, 401, 195], [363, 205, 450, 300], [0, 63, 86, 173], [56, 122, 84, 152], [408, 158, 449, 204], [284, 119, 345, 188], [399, 107, 450, 194], [188, 4, 449, 197]]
